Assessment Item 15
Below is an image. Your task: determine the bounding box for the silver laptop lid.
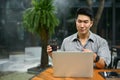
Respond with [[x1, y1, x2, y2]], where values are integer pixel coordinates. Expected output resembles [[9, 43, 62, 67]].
[[52, 51, 94, 77]]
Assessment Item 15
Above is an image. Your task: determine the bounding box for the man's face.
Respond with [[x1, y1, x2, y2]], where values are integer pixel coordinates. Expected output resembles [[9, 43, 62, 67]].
[[76, 14, 93, 35]]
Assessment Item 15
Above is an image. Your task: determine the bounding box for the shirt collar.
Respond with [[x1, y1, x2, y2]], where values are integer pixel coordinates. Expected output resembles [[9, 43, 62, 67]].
[[72, 31, 94, 42]]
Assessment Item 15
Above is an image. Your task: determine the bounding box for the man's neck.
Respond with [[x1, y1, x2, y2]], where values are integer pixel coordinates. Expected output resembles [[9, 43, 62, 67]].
[[78, 32, 90, 46], [78, 32, 90, 40]]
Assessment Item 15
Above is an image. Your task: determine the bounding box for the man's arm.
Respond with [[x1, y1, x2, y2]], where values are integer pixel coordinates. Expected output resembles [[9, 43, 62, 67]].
[[94, 53, 106, 68], [96, 40, 111, 68], [83, 49, 107, 69]]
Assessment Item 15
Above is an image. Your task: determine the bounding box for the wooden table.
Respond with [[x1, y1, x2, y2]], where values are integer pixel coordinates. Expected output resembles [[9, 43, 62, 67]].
[[112, 46, 120, 49], [31, 67, 120, 80]]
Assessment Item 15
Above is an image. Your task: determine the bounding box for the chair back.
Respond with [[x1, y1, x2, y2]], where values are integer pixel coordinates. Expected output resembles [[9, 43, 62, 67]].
[[117, 48, 120, 57]]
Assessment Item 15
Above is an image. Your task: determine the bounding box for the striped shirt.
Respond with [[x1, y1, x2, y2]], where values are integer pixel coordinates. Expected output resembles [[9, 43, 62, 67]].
[[60, 31, 111, 66]]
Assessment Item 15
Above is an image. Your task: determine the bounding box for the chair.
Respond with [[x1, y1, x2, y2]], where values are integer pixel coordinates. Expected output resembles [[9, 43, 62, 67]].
[[113, 46, 120, 69], [107, 48, 113, 69]]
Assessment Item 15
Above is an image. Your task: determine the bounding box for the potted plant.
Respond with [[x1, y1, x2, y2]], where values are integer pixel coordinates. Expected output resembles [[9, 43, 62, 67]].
[[22, 0, 59, 73]]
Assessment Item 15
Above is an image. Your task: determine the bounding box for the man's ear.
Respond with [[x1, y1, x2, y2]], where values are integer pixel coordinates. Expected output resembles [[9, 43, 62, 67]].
[[90, 21, 94, 27]]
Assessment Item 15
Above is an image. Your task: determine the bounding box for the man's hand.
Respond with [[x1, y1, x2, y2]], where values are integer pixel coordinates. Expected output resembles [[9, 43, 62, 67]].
[[82, 48, 93, 52], [47, 45, 53, 57], [82, 48, 105, 68], [82, 48, 97, 62]]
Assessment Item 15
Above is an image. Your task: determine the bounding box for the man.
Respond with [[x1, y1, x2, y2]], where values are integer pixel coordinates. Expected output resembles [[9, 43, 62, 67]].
[[47, 7, 111, 69]]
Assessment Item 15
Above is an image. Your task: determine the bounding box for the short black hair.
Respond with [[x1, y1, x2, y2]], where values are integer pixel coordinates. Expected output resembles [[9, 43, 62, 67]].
[[76, 7, 94, 21]]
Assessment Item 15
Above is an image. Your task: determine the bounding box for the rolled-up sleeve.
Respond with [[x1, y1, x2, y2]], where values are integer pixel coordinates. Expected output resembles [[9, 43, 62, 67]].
[[97, 40, 111, 67]]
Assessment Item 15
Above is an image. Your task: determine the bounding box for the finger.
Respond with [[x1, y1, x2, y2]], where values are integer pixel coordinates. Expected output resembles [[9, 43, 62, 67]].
[[47, 45, 52, 53]]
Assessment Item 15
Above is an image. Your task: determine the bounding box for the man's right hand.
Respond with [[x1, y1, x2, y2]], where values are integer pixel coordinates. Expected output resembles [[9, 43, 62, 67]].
[[47, 45, 53, 57]]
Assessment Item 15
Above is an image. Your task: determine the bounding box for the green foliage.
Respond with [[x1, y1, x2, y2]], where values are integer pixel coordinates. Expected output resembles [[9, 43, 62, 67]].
[[23, 0, 59, 36]]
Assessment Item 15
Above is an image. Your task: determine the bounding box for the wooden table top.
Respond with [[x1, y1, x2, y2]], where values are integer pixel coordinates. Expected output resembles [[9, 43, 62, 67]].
[[112, 45, 120, 49], [31, 67, 120, 80]]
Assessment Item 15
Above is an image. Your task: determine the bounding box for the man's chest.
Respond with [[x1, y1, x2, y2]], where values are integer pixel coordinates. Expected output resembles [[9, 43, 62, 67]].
[[64, 41, 98, 52]]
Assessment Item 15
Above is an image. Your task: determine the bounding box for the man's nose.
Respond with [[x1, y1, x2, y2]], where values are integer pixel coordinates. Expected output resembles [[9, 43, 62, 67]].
[[80, 23, 84, 27]]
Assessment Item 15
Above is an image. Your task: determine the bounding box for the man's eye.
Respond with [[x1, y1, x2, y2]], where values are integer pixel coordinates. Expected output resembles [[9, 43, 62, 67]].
[[77, 20, 89, 23], [77, 20, 82, 23], [84, 21, 89, 23]]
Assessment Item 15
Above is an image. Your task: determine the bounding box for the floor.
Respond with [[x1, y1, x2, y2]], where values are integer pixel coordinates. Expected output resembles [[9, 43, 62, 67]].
[[0, 72, 34, 80], [0, 47, 52, 80], [0, 56, 39, 80]]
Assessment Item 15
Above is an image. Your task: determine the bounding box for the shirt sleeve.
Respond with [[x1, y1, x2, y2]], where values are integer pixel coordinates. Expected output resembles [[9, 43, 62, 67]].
[[60, 39, 65, 51], [97, 40, 111, 67]]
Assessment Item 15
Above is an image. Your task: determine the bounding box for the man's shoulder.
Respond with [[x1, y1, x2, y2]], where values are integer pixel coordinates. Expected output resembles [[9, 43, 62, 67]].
[[63, 33, 77, 41], [91, 32, 107, 42]]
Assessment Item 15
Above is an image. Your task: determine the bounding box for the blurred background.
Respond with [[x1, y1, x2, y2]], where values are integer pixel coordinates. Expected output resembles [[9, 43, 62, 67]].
[[0, 0, 120, 58], [0, 0, 120, 79]]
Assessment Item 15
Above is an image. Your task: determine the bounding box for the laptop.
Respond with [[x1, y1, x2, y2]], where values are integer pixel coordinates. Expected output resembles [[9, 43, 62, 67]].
[[52, 51, 94, 77]]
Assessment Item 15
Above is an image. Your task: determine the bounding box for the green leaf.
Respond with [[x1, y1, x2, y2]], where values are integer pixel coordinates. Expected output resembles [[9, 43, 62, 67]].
[[23, 0, 59, 37]]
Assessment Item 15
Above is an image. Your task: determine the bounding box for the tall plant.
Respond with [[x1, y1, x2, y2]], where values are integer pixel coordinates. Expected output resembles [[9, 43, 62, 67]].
[[23, 0, 59, 68]]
